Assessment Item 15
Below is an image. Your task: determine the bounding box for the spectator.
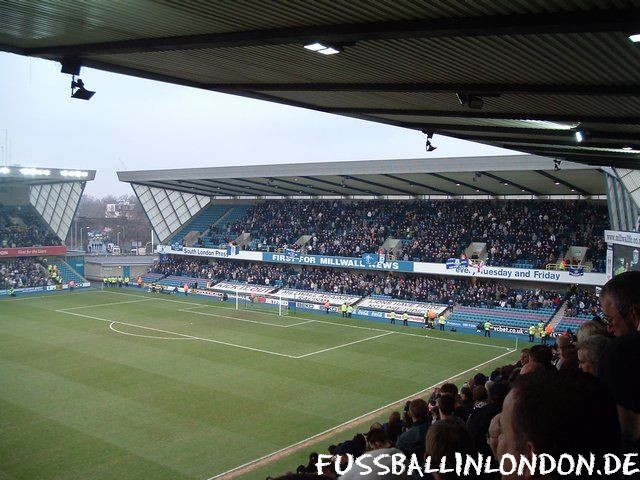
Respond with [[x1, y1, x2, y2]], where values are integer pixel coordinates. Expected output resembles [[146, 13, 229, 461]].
[[555, 336, 579, 371], [436, 394, 465, 427], [598, 332, 640, 454], [425, 420, 474, 480], [496, 370, 620, 479], [396, 398, 430, 458], [383, 411, 404, 446], [576, 335, 612, 376], [339, 429, 413, 480], [467, 383, 508, 457], [599, 271, 640, 336]]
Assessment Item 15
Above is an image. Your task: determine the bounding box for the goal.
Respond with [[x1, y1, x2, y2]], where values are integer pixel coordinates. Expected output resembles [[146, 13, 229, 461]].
[[234, 290, 290, 316]]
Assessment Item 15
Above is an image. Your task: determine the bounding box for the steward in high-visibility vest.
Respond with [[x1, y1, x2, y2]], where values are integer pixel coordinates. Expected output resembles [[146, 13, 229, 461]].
[[484, 321, 492, 337], [347, 305, 354, 318], [341, 303, 348, 317], [390, 311, 396, 324], [402, 312, 409, 326], [540, 329, 548, 345], [529, 325, 536, 343], [9, 286, 15, 297], [438, 315, 447, 331]]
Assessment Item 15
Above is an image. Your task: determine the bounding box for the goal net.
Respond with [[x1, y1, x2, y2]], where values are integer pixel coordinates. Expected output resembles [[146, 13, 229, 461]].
[[235, 290, 290, 316]]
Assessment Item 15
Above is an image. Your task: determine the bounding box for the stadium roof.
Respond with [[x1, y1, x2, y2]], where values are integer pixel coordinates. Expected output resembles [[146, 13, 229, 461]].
[[0, 166, 96, 186], [1, 2, 639, 169], [118, 154, 605, 198]]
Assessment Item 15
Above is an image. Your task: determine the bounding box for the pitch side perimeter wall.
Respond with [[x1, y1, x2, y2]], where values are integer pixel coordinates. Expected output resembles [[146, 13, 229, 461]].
[[157, 244, 606, 286]]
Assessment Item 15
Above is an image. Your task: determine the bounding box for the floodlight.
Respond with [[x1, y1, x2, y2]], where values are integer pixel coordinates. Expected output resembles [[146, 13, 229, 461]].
[[575, 131, 584, 142], [303, 42, 342, 55], [71, 77, 95, 100], [456, 92, 484, 109], [629, 34, 640, 43], [0, 166, 10, 174]]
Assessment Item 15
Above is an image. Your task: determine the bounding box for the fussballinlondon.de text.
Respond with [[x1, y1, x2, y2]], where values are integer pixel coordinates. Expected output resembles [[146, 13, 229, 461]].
[[316, 453, 639, 477]]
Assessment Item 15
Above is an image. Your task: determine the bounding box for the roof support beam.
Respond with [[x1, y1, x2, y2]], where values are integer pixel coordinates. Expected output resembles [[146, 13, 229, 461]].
[[24, 8, 639, 56], [480, 172, 542, 195], [265, 177, 336, 195], [535, 171, 590, 195], [428, 173, 496, 195], [416, 124, 639, 140], [199, 178, 277, 196], [382, 174, 453, 195], [343, 175, 417, 195], [323, 108, 640, 125], [466, 137, 639, 151], [300, 176, 371, 195], [175, 180, 244, 196], [205, 83, 640, 97]]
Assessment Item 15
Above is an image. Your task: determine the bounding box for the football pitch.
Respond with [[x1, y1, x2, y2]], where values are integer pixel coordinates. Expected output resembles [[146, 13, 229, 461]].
[[0, 289, 518, 480]]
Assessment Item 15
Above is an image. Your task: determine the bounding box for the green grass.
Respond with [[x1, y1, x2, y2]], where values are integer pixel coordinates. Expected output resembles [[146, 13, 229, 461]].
[[0, 289, 518, 480]]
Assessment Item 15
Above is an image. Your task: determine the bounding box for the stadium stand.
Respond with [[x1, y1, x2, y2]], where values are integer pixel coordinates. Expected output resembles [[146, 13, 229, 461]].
[[53, 260, 86, 285], [555, 288, 602, 334], [0, 258, 52, 289], [147, 257, 565, 332], [185, 199, 609, 271], [170, 204, 231, 246], [0, 205, 61, 247]]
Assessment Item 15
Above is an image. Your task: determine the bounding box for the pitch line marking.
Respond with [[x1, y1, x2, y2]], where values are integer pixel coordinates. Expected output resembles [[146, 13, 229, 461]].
[[55, 309, 298, 359], [108, 322, 193, 340], [178, 308, 313, 329], [205, 347, 516, 480], [60, 298, 153, 310], [100, 290, 510, 351], [296, 332, 394, 358]]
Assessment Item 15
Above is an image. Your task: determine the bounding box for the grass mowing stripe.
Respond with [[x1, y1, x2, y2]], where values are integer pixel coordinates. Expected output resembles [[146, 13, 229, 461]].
[[56, 309, 299, 358], [100, 290, 511, 350], [206, 347, 516, 480], [2, 289, 518, 480], [295, 332, 394, 358]]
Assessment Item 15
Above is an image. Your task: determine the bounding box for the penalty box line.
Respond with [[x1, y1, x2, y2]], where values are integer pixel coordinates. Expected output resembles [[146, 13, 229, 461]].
[[99, 290, 511, 352], [178, 305, 316, 329], [206, 347, 517, 480], [54, 304, 393, 360]]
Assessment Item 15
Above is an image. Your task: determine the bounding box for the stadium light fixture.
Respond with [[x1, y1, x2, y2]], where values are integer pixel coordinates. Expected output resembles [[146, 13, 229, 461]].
[[19, 167, 50, 176], [554, 159, 562, 171], [622, 145, 634, 151], [629, 34, 640, 43], [423, 131, 437, 151], [61, 170, 88, 177], [70, 76, 95, 100], [456, 183, 461, 186], [575, 130, 585, 142], [0, 166, 10, 174], [456, 92, 484, 109], [554, 181, 560, 185], [304, 42, 342, 55]]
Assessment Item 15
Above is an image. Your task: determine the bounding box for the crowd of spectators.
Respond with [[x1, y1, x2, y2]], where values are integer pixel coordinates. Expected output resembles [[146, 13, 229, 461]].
[[0, 206, 60, 248], [0, 258, 52, 290], [149, 257, 561, 310], [209, 199, 608, 271], [280, 272, 640, 480], [565, 286, 601, 317]]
